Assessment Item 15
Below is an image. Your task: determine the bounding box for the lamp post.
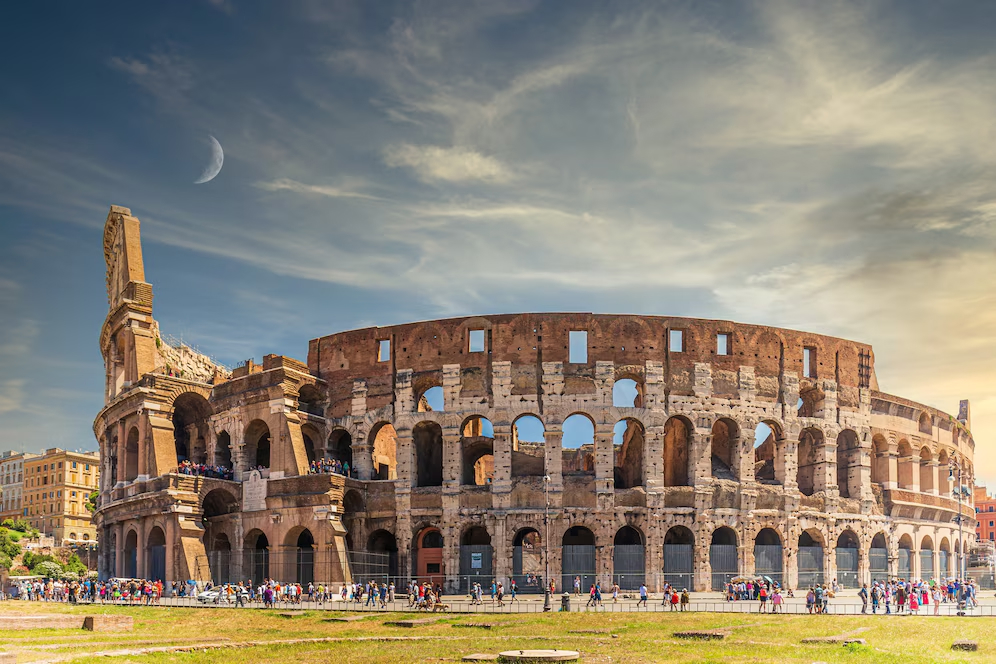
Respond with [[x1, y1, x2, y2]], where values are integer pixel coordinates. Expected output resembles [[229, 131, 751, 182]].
[[543, 474, 551, 611], [948, 458, 967, 614]]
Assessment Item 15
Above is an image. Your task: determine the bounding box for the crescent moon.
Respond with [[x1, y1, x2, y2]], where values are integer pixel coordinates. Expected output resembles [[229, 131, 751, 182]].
[[194, 135, 224, 184]]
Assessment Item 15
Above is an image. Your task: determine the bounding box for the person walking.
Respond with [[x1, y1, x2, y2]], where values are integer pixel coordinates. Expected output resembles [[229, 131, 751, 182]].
[[574, 576, 582, 597], [859, 583, 868, 614], [638, 583, 647, 608]]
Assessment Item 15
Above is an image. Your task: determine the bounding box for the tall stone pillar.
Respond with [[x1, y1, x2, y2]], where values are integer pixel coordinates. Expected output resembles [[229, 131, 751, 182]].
[[858, 547, 869, 587], [693, 538, 711, 592], [115, 522, 125, 578], [351, 423, 374, 481], [544, 426, 563, 509], [493, 515, 509, 584], [644, 426, 664, 493], [594, 425, 614, 509], [116, 420, 127, 485], [491, 423, 512, 509], [136, 518, 147, 579], [137, 412, 149, 478]]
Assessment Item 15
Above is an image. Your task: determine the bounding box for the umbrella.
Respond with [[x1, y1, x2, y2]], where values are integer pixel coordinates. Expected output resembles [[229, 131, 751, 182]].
[[762, 576, 774, 584]]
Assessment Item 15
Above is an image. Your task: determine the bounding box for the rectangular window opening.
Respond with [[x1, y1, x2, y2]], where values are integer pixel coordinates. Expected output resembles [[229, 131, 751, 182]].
[[569, 331, 588, 363], [669, 329, 684, 353], [377, 339, 391, 363], [469, 329, 485, 353], [716, 333, 730, 356], [803, 347, 816, 378]]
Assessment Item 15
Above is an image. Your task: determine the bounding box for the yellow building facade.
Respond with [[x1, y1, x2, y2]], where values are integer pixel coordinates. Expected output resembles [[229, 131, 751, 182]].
[[23, 448, 100, 545]]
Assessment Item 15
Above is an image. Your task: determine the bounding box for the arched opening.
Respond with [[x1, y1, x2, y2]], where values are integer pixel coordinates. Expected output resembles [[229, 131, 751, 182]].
[[147, 526, 166, 582], [343, 489, 364, 515], [613, 418, 644, 489], [919, 412, 932, 435], [172, 392, 212, 466], [612, 526, 645, 589], [711, 418, 737, 480], [561, 414, 595, 477], [798, 530, 825, 588], [124, 426, 139, 482], [937, 450, 951, 496], [836, 430, 860, 499], [512, 414, 546, 477], [326, 429, 353, 475], [710, 527, 738, 590], [870, 533, 889, 582], [919, 447, 935, 493], [753, 528, 783, 586], [613, 378, 644, 408], [208, 533, 232, 584], [663, 526, 694, 590], [124, 529, 138, 579], [290, 529, 315, 585], [798, 386, 824, 418], [561, 526, 596, 593], [663, 416, 691, 486], [871, 434, 889, 485], [415, 528, 444, 585], [835, 530, 859, 588], [417, 385, 444, 412], [939, 537, 951, 578], [898, 534, 913, 578], [897, 440, 914, 489], [413, 421, 444, 487], [297, 384, 325, 417], [461, 416, 494, 486], [459, 526, 493, 591], [300, 425, 320, 467], [754, 421, 785, 485], [920, 535, 934, 580], [214, 431, 232, 470], [365, 529, 399, 579], [512, 528, 544, 593], [797, 427, 824, 496], [370, 422, 398, 480], [244, 420, 271, 471], [244, 530, 269, 583]]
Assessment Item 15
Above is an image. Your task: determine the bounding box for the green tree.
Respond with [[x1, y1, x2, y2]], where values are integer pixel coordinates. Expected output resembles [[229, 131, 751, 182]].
[[31, 560, 63, 578], [86, 491, 99, 513]]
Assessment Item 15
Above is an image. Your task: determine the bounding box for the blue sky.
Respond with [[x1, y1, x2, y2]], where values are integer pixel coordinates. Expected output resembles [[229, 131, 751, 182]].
[[1, 1, 996, 485]]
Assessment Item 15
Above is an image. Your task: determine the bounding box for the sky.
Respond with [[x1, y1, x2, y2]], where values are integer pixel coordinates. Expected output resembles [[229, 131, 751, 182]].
[[0, 1, 994, 485]]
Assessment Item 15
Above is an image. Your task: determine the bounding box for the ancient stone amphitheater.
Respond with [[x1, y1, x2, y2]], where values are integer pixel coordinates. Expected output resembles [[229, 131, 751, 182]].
[[94, 206, 977, 593]]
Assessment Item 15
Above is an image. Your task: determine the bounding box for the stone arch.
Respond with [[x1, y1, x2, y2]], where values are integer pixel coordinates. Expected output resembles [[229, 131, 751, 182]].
[[836, 429, 860, 498], [835, 529, 860, 588], [663, 525, 694, 590], [512, 413, 546, 477], [613, 525, 646, 589], [562, 413, 595, 476], [919, 446, 935, 493], [797, 427, 825, 496], [709, 527, 738, 590], [939, 536, 952, 577], [612, 377, 644, 408], [920, 534, 935, 579], [870, 532, 889, 581], [214, 431, 232, 469], [124, 426, 139, 482], [124, 528, 138, 578], [459, 525, 493, 590], [207, 532, 232, 584], [798, 528, 825, 588], [753, 527, 783, 585], [561, 525, 596, 593], [754, 419, 785, 484], [461, 415, 494, 486], [297, 383, 325, 417], [300, 423, 322, 467], [417, 385, 444, 413], [897, 439, 914, 489], [327, 428, 353, 472], [283, 527, 315, 585], [663, 415, 691, 487], [172, 391, 213, 466], [369, 422, 398, 480], [512, 528, 544, 590], [343, 489, 365, 514], [898, 533, 914, 578], [919, 411, 932, 435], [711, 417, 738, 480], [244, 529, 270, 583], [613, 417, 644, 489], [415, 527, 444, 583], [871, 434, 889, 485], [937, 449, 951, 495], [147, 526, 166, 582], [244, 419, 271, 470], [413, 421, 443, 487]]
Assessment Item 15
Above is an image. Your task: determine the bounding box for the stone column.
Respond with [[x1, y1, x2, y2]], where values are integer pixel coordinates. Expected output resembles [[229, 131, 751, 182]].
[[136, 518, 147, 579], [694, 538, 711, 592], [441, 429, 462, 490], [781, 437, 798, 491], [884, 443, 899, 489], [137, 412, 149, 478], [493, 515, 509, 584], [825, 544, 837, 587], [644, 426, 664, 493], [544, 425, 563, 509], [395, 429, 414, 485], [738, 424, 755, 483], [646, 515, 662, 592], [116, 420, 127, 485], [926, 461, 940, 495], [491, 423, 512, 510], [351, 423, 374, 481], [594, 425, 614, 509], [786, 544, 799, 591], [115, 522, 125, 578], [689, 426, 712, 487]]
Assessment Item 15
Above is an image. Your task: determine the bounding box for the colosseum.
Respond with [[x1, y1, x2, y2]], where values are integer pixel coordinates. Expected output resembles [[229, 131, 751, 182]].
[[93, 205, 978, 593]]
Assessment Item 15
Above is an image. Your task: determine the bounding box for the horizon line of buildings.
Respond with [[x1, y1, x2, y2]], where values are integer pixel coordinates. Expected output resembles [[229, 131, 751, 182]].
[[0, 448, 100, 546]]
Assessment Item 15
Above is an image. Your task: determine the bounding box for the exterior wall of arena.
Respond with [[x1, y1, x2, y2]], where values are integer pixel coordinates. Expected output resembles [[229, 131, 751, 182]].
[[93, 206, 978, 593]]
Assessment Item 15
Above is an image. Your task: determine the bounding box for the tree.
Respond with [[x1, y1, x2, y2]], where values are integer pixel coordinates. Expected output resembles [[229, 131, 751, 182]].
[[31, 560, 63, 579], [86, 491, 99, 514]]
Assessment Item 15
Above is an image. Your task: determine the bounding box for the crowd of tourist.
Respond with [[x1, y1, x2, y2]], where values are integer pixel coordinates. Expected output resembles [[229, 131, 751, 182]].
[[177, 460, 234, 480], [858, 578, 979, 615], [3, 578, 164, 604], [308, 457, 351, 476]]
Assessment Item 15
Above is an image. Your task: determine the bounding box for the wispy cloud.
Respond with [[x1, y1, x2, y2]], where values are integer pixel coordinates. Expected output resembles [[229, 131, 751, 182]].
[[256, 178, 385, 200], [383, 144, 513, 183]]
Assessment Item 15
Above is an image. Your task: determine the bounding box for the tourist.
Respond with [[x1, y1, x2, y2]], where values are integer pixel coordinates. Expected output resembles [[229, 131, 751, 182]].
[[758, 584, 768, 613], [859, 583, 868, 614], [669, 588, 679, 611], [680, 588, 689, 611], [586, 584, 597, 608], [574, 576, 582, 596], [770, 588, 781, 613], [806, 587, 815, 614], [637, 583, 647, 607]]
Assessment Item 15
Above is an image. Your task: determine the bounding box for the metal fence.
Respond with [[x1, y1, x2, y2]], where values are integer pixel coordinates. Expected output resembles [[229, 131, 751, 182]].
[[709, 544, 737, 590], [663, 544, 693, 590], [920, 550, 934, 578], [459, 545, 494, 592], [869, 547, 888, 583], [835, 548, 858, 588], [797, 546, 824, 588], [754, 545, 783, 586], [898, 548, 912, 577], [561, 545, 596, 595]]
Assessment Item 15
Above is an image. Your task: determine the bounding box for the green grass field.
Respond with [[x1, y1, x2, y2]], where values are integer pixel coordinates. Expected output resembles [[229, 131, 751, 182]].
[[0, 602, 990, 663]]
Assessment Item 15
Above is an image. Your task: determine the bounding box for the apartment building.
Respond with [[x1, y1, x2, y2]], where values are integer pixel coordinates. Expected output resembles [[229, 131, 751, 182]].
[[23, 448, 100, 544], [0, 450, 38, 521]]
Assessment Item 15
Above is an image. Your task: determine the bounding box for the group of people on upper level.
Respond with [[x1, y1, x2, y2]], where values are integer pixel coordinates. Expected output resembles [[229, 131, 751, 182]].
[[177, 459, 234, 480], [308, 457, 351, 477]]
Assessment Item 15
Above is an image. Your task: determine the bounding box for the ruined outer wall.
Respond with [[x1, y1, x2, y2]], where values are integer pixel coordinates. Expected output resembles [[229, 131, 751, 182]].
[[308, 314, 878, 418]]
